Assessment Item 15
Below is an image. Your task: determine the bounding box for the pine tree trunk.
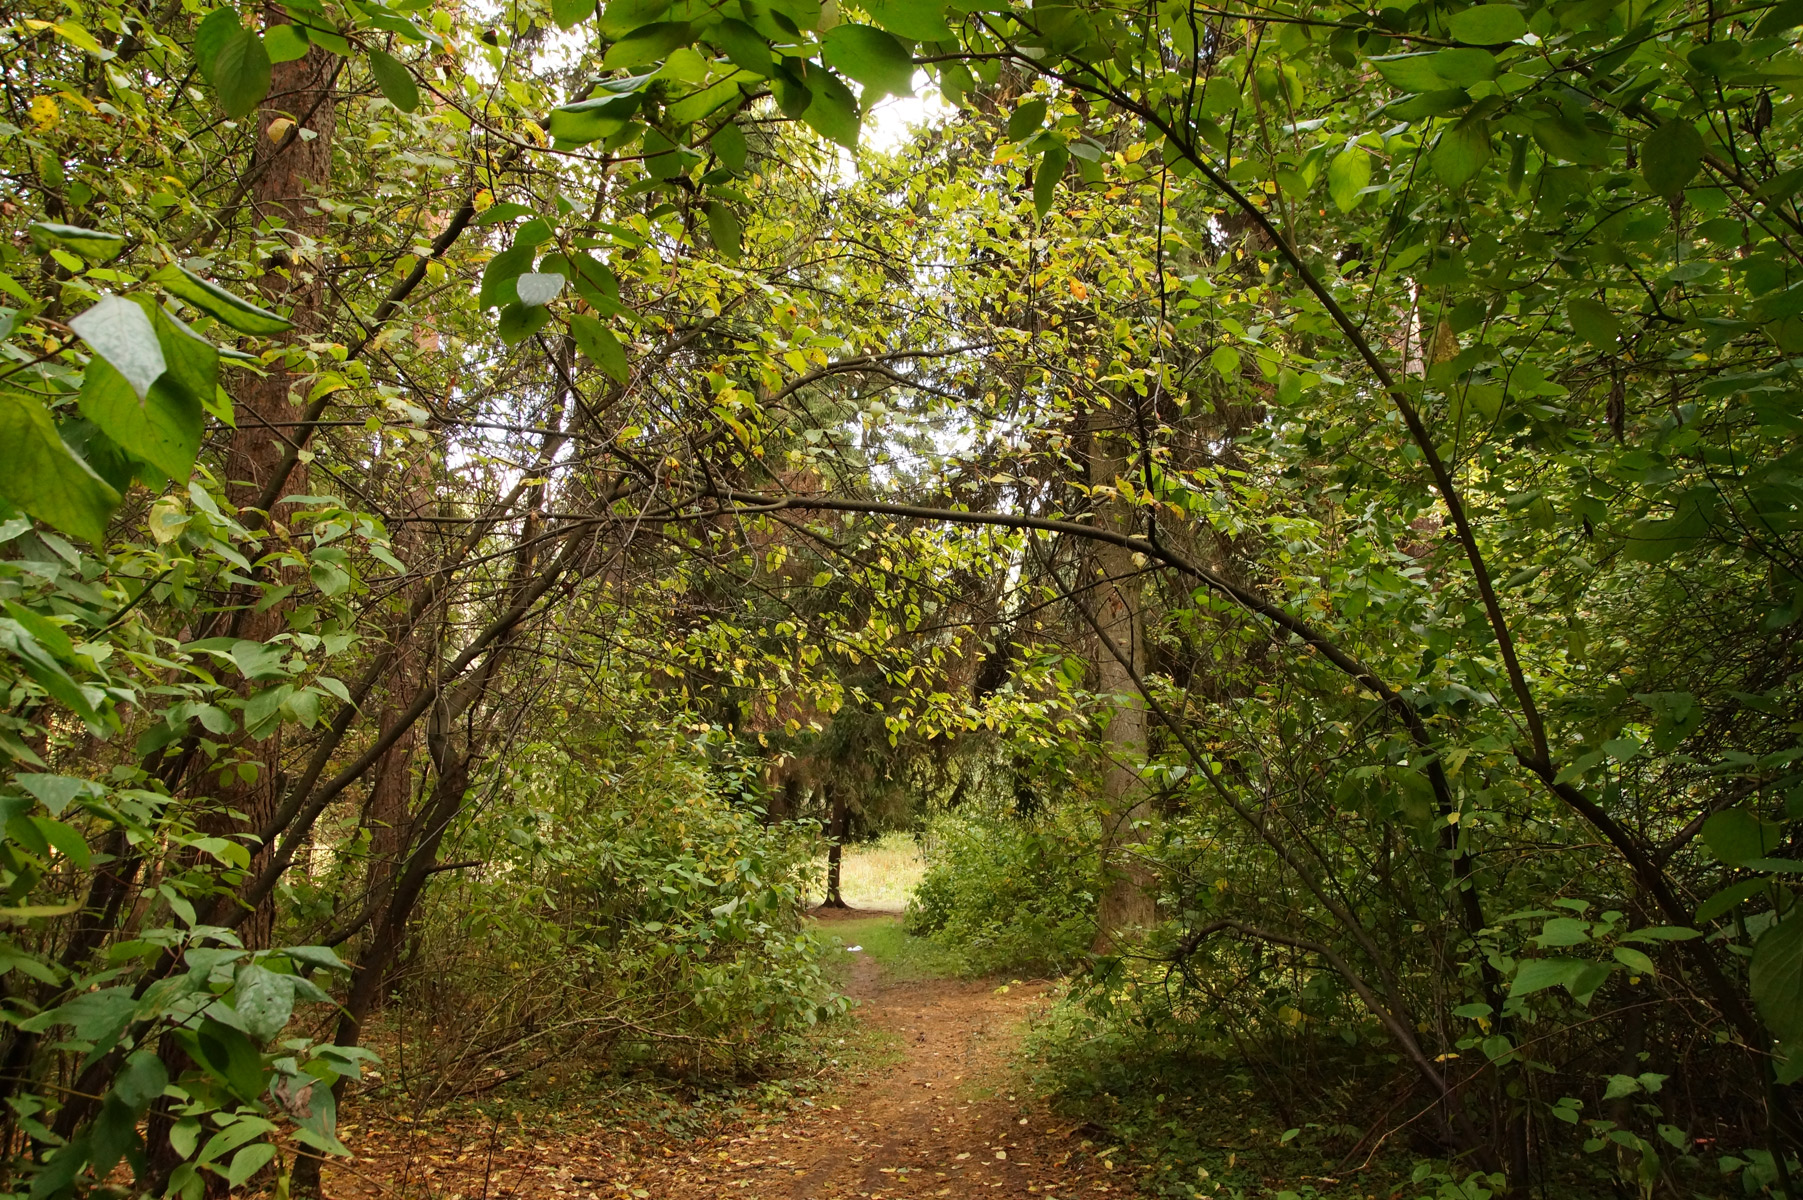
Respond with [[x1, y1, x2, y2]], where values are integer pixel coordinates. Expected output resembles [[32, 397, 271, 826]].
[[823, 784, 848, 908]]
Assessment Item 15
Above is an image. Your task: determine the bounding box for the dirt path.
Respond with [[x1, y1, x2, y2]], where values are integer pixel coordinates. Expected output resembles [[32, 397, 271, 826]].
[[325, 911, 1128, 1200]]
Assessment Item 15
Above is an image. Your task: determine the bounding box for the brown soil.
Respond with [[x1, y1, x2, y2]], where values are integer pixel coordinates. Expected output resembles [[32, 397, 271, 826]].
[[322, 910, 1130, 1200]]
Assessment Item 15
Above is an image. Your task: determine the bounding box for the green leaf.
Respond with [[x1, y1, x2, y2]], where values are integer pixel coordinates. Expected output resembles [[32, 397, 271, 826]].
[[1613, 946, 1657, 975], [712, 121, 748, 172], [552, 0, 595, 30], [1430, 46, 1497, 86], [1327, 146, 1370, 212], [194, 8, 242, 81], [1753, 916, 1803, 1042], [264, 22, 310, 62], [1432, 118, 1491, 188], [571, 314, 629, 383], [823, 24, 914, 99], [30, 818, 89, 869], [213, 28, 273, 118], [709, 18, 773, 76], [479, 245, 536, 310], [232, 964, 295, 1041], [497, 303, 554, 346], [1533, 917, 1592, 947], [224, 1142, 277, 1188], [69, 295, 165, 401], [1200, 74, 1240, 115], [801, 69, 860, 149], [159, 267, 295, 334], [1508, 956, 1586, 998], [79, 358, 202, 483], [1641, 120, 1705, 200], [863, 0, 951, 40], [1033, 145, 1067, 220], [706, 202, 743, 259], [1703, 808, 1781, 865], [368, 48, 420, 111], [113, 1051, 169, 1111], [1567, 297, 1622, 348], [603, 20, 693, 69], [1007, 98, 1048, 142], [1371, 53, 1446, 92], [547, 92, 643, 145], [27, 223, 125, 263], [0, 392, 120, 545], [1447, 4, 1528, 43], [14, 773, 96, 816]]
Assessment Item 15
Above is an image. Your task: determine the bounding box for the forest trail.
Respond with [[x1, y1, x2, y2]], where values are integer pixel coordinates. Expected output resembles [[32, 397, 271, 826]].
[[324, 910, 1131, 1200]]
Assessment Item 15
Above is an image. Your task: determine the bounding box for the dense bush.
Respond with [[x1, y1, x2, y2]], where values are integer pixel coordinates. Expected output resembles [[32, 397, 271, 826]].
[[361, 735, 843, 1097], [904, 812, 1100, 976]]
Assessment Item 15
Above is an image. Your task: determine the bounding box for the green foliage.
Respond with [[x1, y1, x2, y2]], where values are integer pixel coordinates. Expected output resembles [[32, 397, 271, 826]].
[[905, 812, 1098, 977]]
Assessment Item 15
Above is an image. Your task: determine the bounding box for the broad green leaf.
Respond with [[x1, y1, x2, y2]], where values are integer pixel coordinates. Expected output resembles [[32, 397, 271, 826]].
[[514, 272, 566, 306], [263, 22, 309, 62], [712, 120, 748, 172], [571, 314, 629, 383], [78, 358, 202, 482], [1432, 118, 1491, 188], [69, 295, 165, 400], [604, 20, 693, 69], [368, 48, 420, 112], [1753, 916, 1803, 1042], [225, 1143, 277, 1189], [864, 0, 951, 40], [159, 267, 295, 334], [479, 245, 536, 310], [706, 202, 743, 259], [1613, 946, 1657, 975], [1702, 808, 1780, 865], [0, 392, 120, 545], [232, 965, 295, 1041], [1007, 98, 1048, 142], [213, 28, 273, 118], [14, 773, 96, 816], [27, 223, 125, 263], [1430, 46, 1497, 86], [1533, 917, 1592, 947], [552, 0, 595, 29], [801, 69, 860, 149], [1200, 74, 1240, 115], [709, 18, 773, 76], [1327, 146, 1370, 212], [1509, 956, 1586, 997], [547, 92, 642, 145], [497, 303, 554, 346], [1642, 120, 1705, 199], [823, 25, 914, 99], [599, 0, 673, 38], [1447, 4, 1527, 43], [194, 7, 241, 81], [1371, 53, 1445, 92], [1567, 297, 1622, 348], [113, 1051, 169, 1111], [1033, 145, 1067, 220]]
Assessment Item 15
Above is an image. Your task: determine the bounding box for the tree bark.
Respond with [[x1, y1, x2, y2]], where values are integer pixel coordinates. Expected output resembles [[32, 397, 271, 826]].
[[208, 33, 339, 950], [1089, 414, 1157, 949], [823, 783, 848, 908]]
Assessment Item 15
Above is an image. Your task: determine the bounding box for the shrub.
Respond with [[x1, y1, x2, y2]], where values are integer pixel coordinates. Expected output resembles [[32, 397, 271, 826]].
[[903, 811, 1099, 976]]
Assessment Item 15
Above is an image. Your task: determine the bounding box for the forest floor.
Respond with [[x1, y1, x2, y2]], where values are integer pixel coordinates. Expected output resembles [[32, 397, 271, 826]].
[[321, 908, 1133, 1200]]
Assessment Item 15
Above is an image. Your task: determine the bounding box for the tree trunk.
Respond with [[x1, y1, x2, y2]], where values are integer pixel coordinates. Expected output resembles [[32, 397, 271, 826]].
[[208, 33, 339, 950], [1089, 411, 1157, 950], [823, 783, 848, 908]]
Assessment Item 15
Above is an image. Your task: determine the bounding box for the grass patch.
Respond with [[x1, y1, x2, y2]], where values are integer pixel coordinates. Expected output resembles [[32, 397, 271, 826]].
[[815, 914, 964, 983], [809, 832, 925, 909]]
